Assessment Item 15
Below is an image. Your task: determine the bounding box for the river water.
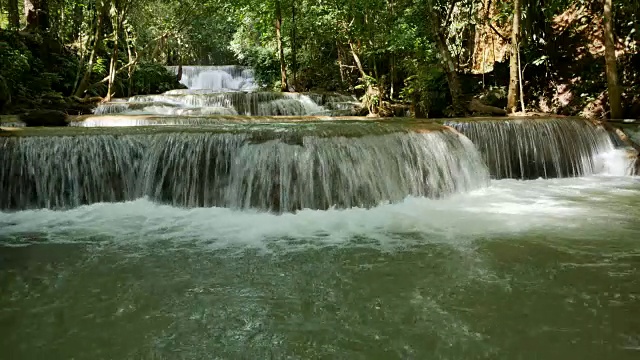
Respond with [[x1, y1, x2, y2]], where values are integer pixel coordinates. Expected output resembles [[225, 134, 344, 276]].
[[2, 66, 639, 358], [1, 174, 639, 359]]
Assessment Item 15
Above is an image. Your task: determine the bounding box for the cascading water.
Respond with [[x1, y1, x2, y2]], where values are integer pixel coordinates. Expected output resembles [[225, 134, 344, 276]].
[[3, 93, 640, 360], [93, 65, 361, 117], [93, 92, 360, 117], [446, 118, 635, 179], [167, 65, 258, 92], [0, 135, 144, 209], [0, 123, 489, 212]]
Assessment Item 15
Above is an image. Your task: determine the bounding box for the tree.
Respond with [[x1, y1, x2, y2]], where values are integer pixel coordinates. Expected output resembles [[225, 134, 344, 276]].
[[74, 0, 107, 97], [425, 0, 466, 116], [2, 0, 638, 119], [290, 1, 297, 90], [7, 0, 20, 30], [507, 0, 521, 114], [105, 0, 134, 100], [24, 0, 50, 31], [275, 0, 289, 92], [604, 0, 623, 119]]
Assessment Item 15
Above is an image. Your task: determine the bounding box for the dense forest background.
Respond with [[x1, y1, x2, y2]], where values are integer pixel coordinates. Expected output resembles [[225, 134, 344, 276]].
[[0, 0, 638, 118]]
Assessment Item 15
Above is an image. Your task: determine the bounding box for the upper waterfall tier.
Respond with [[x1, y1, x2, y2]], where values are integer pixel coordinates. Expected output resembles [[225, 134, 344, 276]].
[[166, 65, 258, 92], [0, 122, 489, 212], [90, 65, 362, 117], [93, 92, 361, 117]]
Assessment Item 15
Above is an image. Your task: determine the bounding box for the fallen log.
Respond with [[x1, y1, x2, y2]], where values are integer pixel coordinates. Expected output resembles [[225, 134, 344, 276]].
[[468, 99, 507, 116]]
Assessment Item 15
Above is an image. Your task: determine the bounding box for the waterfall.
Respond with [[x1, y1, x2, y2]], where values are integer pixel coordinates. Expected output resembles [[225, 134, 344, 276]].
[[0, 135, 144, 209], [445, 118, 632, 179], [92, 91, 361, 117], [92, 65, 361, 117], [0, 124, 489, 212], [166, 65, 258, 92]]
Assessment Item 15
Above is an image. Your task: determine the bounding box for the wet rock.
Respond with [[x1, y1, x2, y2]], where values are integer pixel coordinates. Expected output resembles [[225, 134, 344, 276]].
[[20, 110, 68, 127]]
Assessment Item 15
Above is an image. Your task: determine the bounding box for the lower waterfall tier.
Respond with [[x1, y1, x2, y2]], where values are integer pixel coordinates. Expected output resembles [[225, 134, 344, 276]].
[[445, 118, 630, 179], [0, 123, 488, 211]]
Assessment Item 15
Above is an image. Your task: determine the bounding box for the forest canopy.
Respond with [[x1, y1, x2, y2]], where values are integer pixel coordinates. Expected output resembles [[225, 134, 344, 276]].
[[0, 0, 638, 118]]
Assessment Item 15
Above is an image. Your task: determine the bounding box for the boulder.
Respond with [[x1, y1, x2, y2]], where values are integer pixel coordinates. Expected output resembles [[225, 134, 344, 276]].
[[20, 110, 68, 127]]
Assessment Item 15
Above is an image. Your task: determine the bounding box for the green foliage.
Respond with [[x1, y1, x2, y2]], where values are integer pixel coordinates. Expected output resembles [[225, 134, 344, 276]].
[[229, 22, 280, 88], [2, 0, 639, 118], [0, 33, 33, 98], [400, 65, 449, 118], [0, 30, 80, 106], [92, 57, 109, 77], [128, 62, 184, 95]]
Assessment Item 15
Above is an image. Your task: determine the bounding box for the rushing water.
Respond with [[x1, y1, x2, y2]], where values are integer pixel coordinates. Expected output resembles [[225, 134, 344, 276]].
[[167, 65, 258, 92], [93, 65, 360, 117], [93, 92, 360, 117], [1, 176, 639, 359], [446, 118, 631, 179], [2, 83, 640, 358], [0, 122, 487, 211]]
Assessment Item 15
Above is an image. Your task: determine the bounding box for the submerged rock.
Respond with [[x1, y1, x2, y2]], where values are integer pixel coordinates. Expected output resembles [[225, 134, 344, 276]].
[[20, 110, 68, 127]]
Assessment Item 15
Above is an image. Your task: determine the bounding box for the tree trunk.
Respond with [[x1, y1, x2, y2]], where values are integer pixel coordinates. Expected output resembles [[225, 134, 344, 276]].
[[72, 14, 94, 96], [337, 42, 346, 83], [507, 0, 521, 113], [24, 0, 36, 28], [390, 56, 396, 100], [517, 47, 526, 113], [425, 0, 466, 116], [151, 34, 167, 61], [7, 0, 20, 30], [126, 29, 135, 97], [349, 42, 367, 79], [469, 98, 507, 115], [71, 2, 84, 41], [604, 0, 623, 119], [275, 0, 288, 92], [106, 11, 121, 101], [74, 1, 105, 97], [349, 41, 380, 115], [39, 0, 49, 31], [24, 0, 49, 31], [434, 31, 466, 115], [291, 2, 297, 90]]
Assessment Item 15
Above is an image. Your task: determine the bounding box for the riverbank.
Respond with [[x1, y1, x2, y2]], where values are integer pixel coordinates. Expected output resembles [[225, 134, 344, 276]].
[[0, 30, 184, 116]]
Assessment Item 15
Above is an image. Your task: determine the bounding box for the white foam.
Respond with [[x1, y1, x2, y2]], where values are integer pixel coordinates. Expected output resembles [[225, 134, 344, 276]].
[[1, 176, 638, 252], [593, 149, 636, 176], [173, 66, 259, 92]]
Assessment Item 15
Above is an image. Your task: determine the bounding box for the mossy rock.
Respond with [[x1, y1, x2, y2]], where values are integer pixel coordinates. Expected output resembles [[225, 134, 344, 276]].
[[20, 110, 68, 127]]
